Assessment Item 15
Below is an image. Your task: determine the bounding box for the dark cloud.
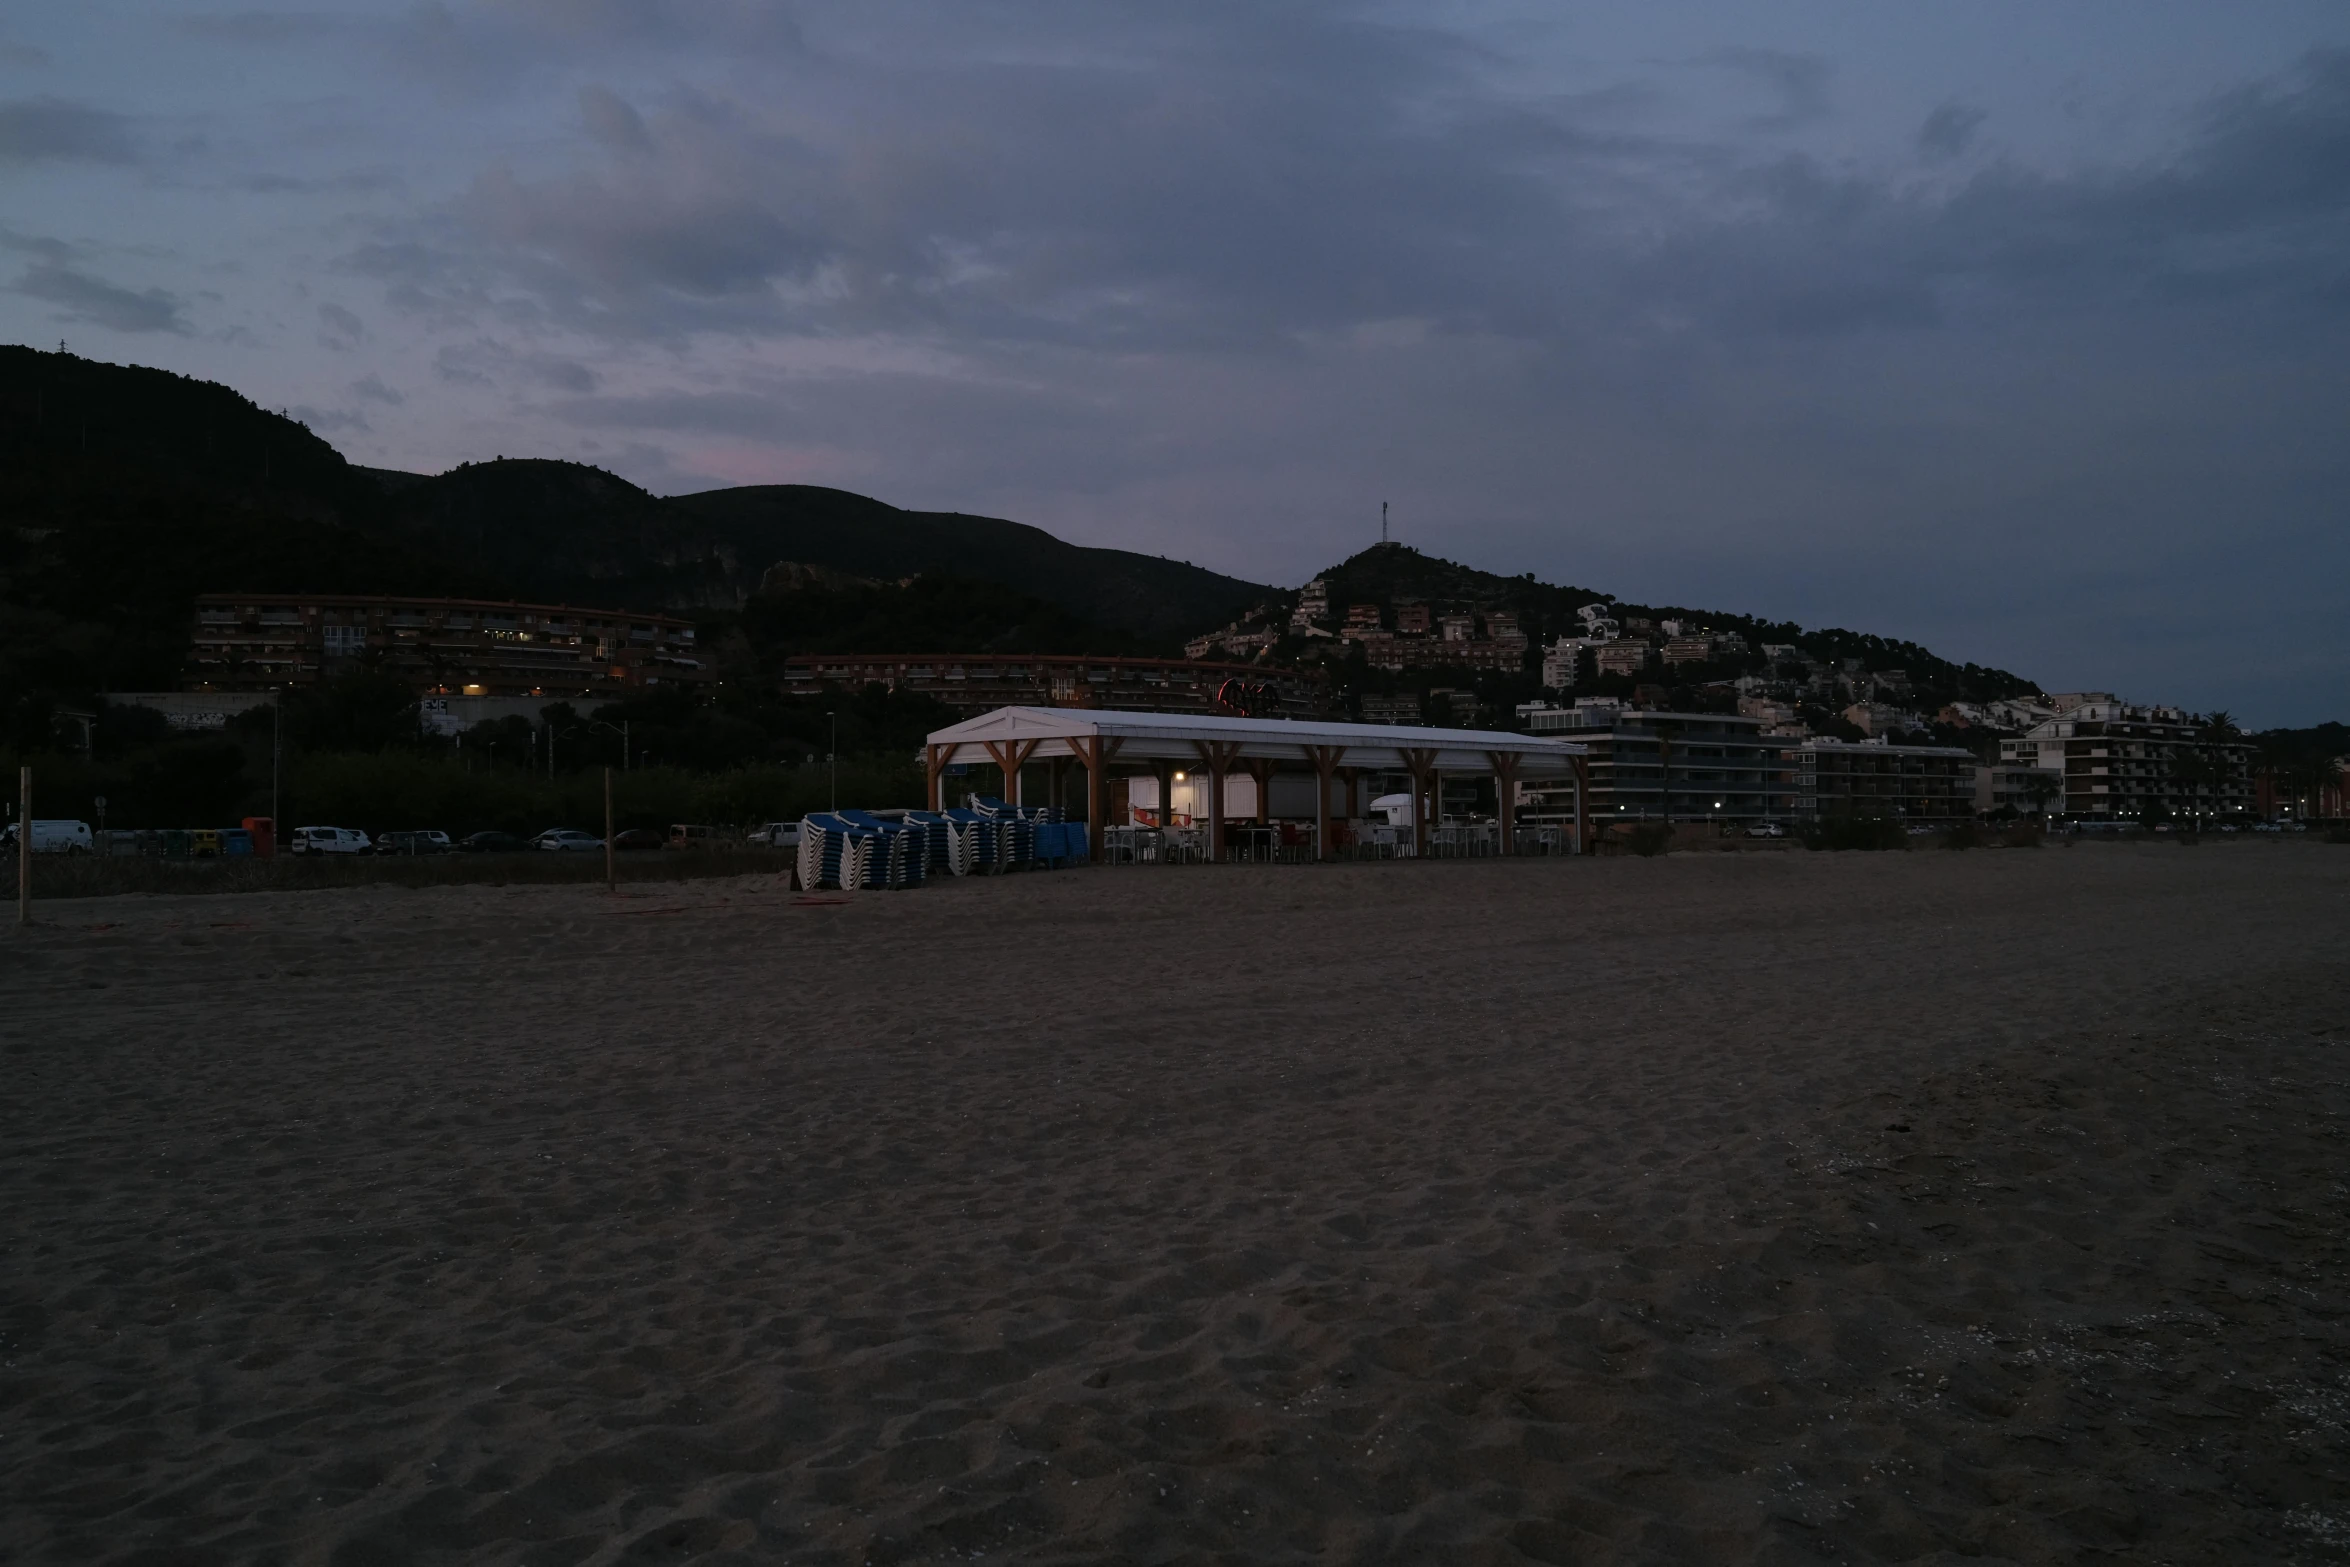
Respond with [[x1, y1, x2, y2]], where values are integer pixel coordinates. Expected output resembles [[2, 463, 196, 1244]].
[[351, 373, 403, 405], [1697, 47, 1835, 131], [317, 301, 365, 350], [0, 97, 134, 162], [1918, 102, 1985, 160], [10, 263, 188, 332], [578, 84, 651, 154], [0, 42, 51, 67]]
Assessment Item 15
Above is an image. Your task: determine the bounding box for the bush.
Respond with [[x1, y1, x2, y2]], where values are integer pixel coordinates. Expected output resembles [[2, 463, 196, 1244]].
[[1626, 822, 1675, 857], [1999, 822, 2044, 848], [1942, 821, 1985, 850], [2326, 827, 2350, 846], [1804, 814, 1907, 852]]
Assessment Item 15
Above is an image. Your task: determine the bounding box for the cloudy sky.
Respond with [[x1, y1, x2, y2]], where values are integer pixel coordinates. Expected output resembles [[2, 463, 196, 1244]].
[[5, 3, 2347, 722]]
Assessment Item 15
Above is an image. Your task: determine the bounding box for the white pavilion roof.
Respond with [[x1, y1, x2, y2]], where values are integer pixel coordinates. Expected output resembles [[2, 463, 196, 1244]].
[[926, 706, 1584, 774]]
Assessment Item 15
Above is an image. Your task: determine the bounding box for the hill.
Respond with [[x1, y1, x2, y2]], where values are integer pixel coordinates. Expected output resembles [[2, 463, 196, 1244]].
[[669, 485, 1262, 643], [0, 350, 1266, 719]]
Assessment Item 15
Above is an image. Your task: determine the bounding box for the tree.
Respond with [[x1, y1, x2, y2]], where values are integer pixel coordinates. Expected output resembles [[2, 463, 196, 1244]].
[[2022, 770, 2061, 821]]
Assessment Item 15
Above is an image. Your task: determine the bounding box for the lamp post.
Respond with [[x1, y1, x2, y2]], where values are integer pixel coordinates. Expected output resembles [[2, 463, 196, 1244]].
[[588, 719, 629, 771], [828, 711, 837, 812], [270, 687, 282, 853]]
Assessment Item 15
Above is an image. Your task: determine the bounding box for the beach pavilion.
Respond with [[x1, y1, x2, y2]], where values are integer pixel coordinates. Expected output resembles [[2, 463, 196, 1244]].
[[924, 706, 1590, 862]]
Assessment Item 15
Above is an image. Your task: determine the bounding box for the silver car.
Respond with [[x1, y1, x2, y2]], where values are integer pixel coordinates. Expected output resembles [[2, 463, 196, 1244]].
[[530, 828, 604, 852]]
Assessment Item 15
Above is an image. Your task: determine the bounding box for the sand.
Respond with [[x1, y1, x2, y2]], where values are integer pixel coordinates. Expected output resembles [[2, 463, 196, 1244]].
[[2, 843, 2345, 1565]]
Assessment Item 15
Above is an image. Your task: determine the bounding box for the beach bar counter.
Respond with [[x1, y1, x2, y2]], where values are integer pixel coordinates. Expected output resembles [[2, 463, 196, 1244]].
[[925, 706, 1589, 863]]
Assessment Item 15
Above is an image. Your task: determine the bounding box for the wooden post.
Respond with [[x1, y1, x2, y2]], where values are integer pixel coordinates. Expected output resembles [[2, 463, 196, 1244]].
[[1063, 734, 1121, 862], [1304, 745, 1344, 861], [981, 739, 1039, 808], [603, 767, 616, 892], [1399, 748, 1439, 859], [1573, 754, 1591, 854], [16, 765, 27, 926], [1488, 750, 1521, 856], [925, 743, 954, 811], [1192, 740, 1242, 861]]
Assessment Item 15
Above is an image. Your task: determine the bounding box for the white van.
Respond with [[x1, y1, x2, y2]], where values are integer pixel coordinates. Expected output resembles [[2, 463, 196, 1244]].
[[290, 826, 372, 855], [2, 819, 94, 854]]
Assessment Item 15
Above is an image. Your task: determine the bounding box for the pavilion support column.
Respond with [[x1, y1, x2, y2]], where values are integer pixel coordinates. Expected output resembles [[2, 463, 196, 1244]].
[[1304, 745, 1344, 862], [1488, 750, 1521, 856], [1193, 740, 1242, 862], [1247, 759, 1272, 827], [1400, 748, 1439, 859], [925, 743, 954, 811], [1158, 760, 1175, 831], [1062, 735, 1121, 862], [1573, 755, 1591, 854], [981, 739, 1040, 811]]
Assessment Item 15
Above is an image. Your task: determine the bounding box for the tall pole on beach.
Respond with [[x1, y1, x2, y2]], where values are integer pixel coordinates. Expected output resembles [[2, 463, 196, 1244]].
[[828, 711, 837, 812], [270, 688, 282, 854], [603, 767, 615, 893], [17, 765, 30, 926]]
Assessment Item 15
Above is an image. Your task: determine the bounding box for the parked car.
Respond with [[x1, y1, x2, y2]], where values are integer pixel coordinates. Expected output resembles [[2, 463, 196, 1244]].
[[609, 827, 664, 852], [290, 825, 371, 855], [1744, 821, 1786, 839], [3, 819, 96, 854], [459, 830, 523, 853], [666, 823, 733, 850], [531, 828, 603, 852], [378, 830, 453, 855], [745, 821, 803, 849]]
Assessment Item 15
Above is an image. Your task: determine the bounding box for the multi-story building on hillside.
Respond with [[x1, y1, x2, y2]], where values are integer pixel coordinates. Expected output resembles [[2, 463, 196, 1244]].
[[782, 652, 1324, 718], [1517, 707, 1791, 823], [2000, 700, 2252, 821], [1794, 740, 1978, 824], [183, 594, 707, 697], [1593, 641, 1655, 678]]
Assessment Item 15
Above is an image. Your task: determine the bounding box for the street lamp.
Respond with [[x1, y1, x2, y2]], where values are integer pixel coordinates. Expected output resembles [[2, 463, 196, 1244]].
[[827, 711, 837, 811], [588, 718, 630, 771]]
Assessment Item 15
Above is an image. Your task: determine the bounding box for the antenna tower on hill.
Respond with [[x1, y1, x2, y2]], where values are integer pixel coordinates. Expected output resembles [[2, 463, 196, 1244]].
[[1381, 501, 1388, 545]]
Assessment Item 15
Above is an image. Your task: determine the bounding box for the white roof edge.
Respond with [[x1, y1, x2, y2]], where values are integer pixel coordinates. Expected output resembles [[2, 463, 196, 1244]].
[[926, 705, 1585, 754]]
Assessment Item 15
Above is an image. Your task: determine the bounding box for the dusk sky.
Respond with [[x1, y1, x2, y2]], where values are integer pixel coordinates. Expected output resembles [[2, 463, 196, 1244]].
[[4, 3, 2346, 723]]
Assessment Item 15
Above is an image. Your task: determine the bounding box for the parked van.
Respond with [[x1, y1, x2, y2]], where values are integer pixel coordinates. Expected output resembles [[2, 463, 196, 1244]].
[[290, 826, 371, 855], [1, 819, 95, 854], [666, 823, 733, 850], [745, 821, 802, 849]]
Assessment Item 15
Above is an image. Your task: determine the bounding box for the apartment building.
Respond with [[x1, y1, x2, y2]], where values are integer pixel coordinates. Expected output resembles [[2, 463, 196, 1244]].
[[782, 652, 1324, 717], [1792, 740, 1978, 824], [1518, 707, 1791, 823], [1593, 641, 1655, 678], [1977, 764, 2066, 816], [183, 594, 707, 697], [2000, 700, 2252, 820]]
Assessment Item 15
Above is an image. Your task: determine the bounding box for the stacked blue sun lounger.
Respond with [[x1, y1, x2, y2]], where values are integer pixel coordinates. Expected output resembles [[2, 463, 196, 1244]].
[[840, 810, 925, 888], [903, 811, 971, 875], [797, 813, 865, 889]]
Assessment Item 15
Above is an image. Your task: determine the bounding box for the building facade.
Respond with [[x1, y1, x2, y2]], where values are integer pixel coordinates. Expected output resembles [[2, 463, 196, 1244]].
[[1976, 764, 2065, 817], [184, 594, 707, 696], [1519, 707, 1792, 823], [1794, 740, 1978, 824], [2000, 701, 2253, 821], [782, 652, 1325, 717]]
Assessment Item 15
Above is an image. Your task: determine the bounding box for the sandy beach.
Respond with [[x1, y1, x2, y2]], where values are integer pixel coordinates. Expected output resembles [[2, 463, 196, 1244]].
[[3, 843, 2345, 1565]]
